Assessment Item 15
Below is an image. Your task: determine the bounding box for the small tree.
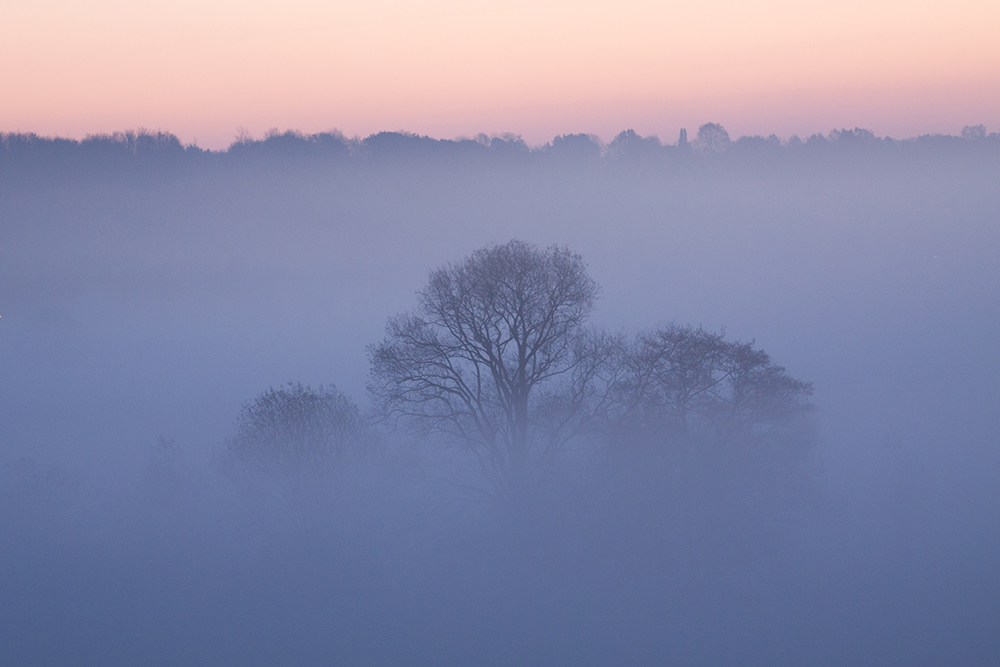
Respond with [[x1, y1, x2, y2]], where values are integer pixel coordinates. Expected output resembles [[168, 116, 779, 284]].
[[693, 122, 731, 154], [613, 325, 812, 448], [369, 240, 602, 498], [225, 382, 370, 477], [609, 324, 817, 520]]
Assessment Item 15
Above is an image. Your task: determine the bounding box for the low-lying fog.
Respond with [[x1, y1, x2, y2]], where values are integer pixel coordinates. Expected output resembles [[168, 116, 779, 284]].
[[1, 126, 998, 665]]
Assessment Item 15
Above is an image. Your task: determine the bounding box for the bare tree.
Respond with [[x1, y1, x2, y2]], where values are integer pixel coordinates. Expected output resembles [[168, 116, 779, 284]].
[[609, 324, 817, 518], [613, 324, 812, 452], [368, 240, 601, 498], [713, 339, 814, 445], [622, 325, 731, 443], [224, 382, 370, 477]]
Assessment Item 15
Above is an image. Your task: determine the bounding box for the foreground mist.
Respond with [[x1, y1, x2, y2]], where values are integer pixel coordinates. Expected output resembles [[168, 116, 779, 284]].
[[1, 125, 999, 665]]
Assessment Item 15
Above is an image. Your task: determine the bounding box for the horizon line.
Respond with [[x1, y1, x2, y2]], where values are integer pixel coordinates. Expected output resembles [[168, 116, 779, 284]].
[[2, 122, 995, 152]]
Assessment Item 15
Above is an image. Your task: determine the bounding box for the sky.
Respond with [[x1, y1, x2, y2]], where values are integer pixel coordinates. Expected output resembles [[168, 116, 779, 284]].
[[1, 0, 998, 148]]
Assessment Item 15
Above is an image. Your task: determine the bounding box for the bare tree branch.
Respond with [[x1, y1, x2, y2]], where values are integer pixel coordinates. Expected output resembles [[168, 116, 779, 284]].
[[368, 240, 600, 500]]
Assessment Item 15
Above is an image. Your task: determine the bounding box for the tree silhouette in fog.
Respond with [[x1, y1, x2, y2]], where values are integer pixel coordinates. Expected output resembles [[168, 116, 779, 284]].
[[369, 242, 818, 507], [224, 383, 371, 477], [693, 122, 731, 153], [368, 240, 602, 498], [617, 325, 812, 443], [607, 129, 664, 162], [608, 324, 817, 522], [544, 133, 603, 162]]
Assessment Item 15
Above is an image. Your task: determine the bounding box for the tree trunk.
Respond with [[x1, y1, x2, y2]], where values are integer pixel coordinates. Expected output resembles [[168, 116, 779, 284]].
[[510, 346, 530, 495]]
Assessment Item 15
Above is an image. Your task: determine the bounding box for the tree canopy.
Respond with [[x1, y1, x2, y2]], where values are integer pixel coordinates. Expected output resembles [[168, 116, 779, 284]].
[[224, 383, 370, 477], [369, 240, 601, 497]]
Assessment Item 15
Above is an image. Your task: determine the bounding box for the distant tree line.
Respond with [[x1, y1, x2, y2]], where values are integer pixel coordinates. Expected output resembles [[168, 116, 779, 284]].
[[2, 123, 997, 177]]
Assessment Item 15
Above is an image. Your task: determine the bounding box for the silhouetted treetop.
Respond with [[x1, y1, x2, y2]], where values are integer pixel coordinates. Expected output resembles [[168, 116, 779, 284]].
[[693, 122, 732, 154], [369, 240, 602, 498], [544, 133, 603, 162], [607, 129, 665, 162], [224, 383, 373, 477], [227, 129, 351, 161]]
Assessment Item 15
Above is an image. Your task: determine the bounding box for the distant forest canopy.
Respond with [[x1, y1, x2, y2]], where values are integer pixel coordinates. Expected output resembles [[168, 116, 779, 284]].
[[1, 123, 997, 171]]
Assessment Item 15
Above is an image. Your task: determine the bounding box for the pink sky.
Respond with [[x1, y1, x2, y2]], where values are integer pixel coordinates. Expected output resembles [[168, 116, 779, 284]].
[[2, 0, 997, 149]]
